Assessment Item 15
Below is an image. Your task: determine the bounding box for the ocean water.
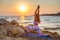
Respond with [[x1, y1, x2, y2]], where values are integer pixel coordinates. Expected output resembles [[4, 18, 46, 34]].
[[0, 16, 60, 35], [19, 16, 60, 28], [19, 16, 60, 35]]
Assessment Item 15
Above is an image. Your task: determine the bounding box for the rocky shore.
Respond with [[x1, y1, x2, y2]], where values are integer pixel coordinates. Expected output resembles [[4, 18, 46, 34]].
[[0, 19, 60, 40]]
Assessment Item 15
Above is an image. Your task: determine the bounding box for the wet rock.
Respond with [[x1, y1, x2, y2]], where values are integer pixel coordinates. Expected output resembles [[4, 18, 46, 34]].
[[10, 20, 20, 27], [0, 19, 10, 36], [7, 20, 25, 37], [42, 31, 59, 37], [0, 19, 25, 37], [52, 32, 59, 36], [0, 19, 10, 26], [7, 26, 25, 37]]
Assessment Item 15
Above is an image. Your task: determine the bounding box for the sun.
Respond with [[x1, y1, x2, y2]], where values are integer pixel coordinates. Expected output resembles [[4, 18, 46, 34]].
[[19, 5, 26, 12], [17, 4, 29, 16], [20, 5, 26, 11]]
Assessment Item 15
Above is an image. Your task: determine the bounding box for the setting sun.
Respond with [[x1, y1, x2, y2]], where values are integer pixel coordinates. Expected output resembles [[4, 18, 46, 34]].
[[17, 4, 29, 16], [19, 5, 26, 12]]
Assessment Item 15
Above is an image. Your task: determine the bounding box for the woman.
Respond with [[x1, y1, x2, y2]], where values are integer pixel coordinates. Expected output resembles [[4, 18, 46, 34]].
[[26, 22, 43, 35]]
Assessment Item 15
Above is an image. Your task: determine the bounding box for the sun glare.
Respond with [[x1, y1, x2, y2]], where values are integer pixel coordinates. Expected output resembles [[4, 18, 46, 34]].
[[17, 4, 29, 16], [19, 5, 26, 12]]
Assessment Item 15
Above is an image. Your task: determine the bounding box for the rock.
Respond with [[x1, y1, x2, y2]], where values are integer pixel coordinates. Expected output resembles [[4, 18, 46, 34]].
[[7, 20, 25, 37], [0, 19, 59, 37], [7, 26, 25, 37], [42, 31, 59, 37], [52, 32, 59, 36], [0, 19, 10, 36], [10, 20, 20, 27], [0, 19, 25, 37], [0, 19, 10, 27]]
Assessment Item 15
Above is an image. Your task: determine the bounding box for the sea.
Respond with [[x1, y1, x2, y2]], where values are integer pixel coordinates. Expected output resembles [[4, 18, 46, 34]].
[[0, 16, 60, 35]]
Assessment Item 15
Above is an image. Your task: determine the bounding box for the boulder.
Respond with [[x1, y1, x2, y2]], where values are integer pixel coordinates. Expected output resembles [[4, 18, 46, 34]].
[[0, 19, 10, 36], [0, 19, 10, 27], [7, 20, 25, 37], [10, 20, 20, 26], [42, 31, 59, 37], [7, 25, 25, 37]]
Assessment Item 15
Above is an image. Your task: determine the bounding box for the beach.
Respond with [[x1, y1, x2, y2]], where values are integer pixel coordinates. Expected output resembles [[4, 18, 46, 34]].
[[0, 0, 60, 40], [0, 18, 60, 40], [0, 35, 60, 40]]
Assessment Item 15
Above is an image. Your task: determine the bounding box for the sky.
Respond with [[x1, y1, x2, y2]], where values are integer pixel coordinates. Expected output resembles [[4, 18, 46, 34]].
[[0, 0, 60, 16]]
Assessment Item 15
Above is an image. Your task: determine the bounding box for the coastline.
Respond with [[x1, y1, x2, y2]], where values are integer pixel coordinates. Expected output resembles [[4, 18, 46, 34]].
[[0, 19, 60, 40]]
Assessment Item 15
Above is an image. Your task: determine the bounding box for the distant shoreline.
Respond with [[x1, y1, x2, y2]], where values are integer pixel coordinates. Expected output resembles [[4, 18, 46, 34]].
[[0, 12, 60, 16], [41, 12, 60, 16], [41, 14, 60, 16]]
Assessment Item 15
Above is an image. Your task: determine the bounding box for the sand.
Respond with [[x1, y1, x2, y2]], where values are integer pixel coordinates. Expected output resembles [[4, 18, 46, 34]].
[[0, 19, 60, 40], [0, 35, 60, 40]]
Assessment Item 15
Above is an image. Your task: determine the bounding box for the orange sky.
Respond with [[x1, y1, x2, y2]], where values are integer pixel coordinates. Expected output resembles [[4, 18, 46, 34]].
[[0, 0, 60, 16]]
